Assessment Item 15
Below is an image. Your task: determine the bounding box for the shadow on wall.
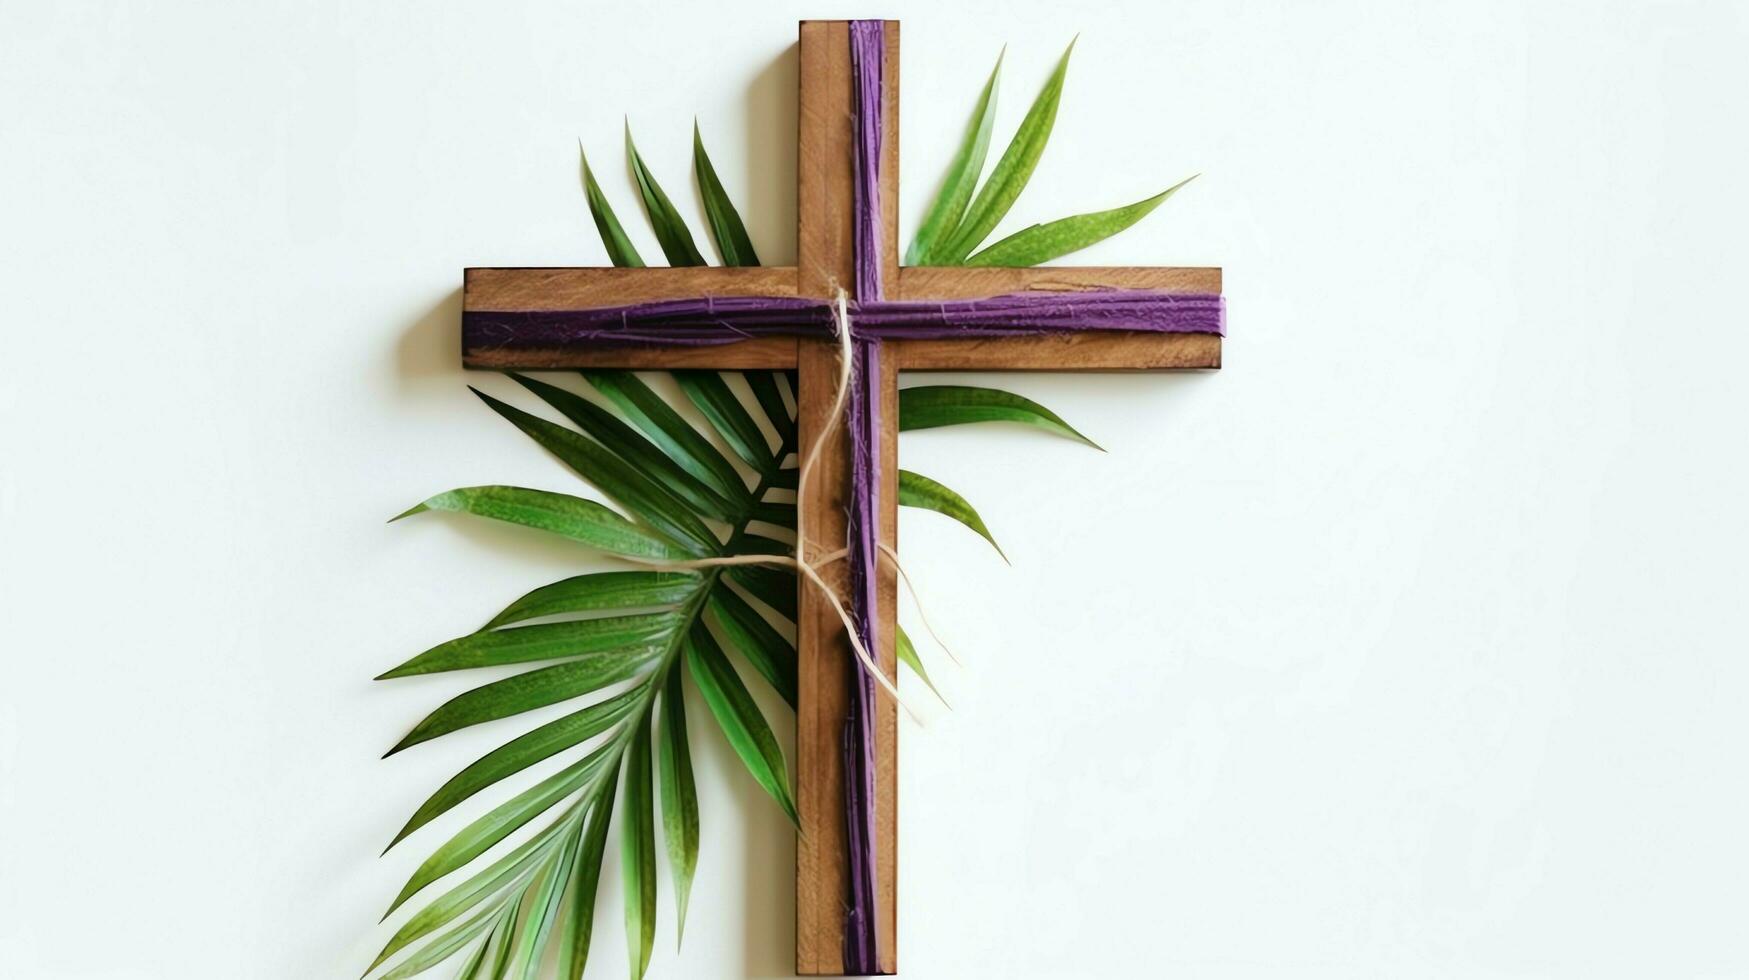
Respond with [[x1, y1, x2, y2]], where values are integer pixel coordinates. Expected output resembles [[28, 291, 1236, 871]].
[[739, 41, 800, 266], [395, 287, 462, 394]]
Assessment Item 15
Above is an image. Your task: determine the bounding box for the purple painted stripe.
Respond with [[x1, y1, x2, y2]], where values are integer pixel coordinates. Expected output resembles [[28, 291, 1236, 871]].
[[463, 290, 1225, 352], [843, 18, 886, 976]]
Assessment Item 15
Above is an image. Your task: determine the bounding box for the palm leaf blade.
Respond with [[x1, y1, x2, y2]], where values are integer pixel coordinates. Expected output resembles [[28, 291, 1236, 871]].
[[684, 626, 797, 822], [557, 785, 618, 980], [898, 470, 1006, 560], [508, 373, 738, 521], [724, 565, 797, 622], [625, 123, 706, 267], [937, 40, 1075, 264], [367, 822, 560, 973], [378, 613, 679, 679], [676, 371, 771, 471], [483, 571, 703, 631], [585, 370, 749, 509], [387, 691, 642, 849], [657, 667, 700, 942], [504, 838, 577, 979], [372, 900, 505, 980], [895, 626, 946, 704], [621, 715, 658, 979], [741, 372, 796, 448], [692, 123, 761, 266], [472, 387, 720, 553], [706, 590, 797, 708], [966, 177, 1194, 267], [898, 385, 1099, 448], [386, 656, 659, 755], [580, 146, 646, 268], [387, 751, 604, 917], [908, 50, 1003, 265], [392, 486, 694, 561]]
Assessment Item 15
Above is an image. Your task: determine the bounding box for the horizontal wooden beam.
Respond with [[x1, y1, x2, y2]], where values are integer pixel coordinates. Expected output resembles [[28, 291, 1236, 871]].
[[894, 266, 1223, 370], [463, 266, 801, 369], [461, 265, 1222, 371]]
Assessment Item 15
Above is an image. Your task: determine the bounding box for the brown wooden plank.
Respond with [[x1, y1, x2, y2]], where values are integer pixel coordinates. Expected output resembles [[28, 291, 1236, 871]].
[[874, 25, 900, 974], [462, 266, 800, 369], [465, 266, 798, 309], [873, 339, 898, 974], [795, 18, 900, 976], [897, 265, 1221, 298], [462, 341, 798, 371], [795, 22, 849, 976], [893, 265, 1223, 370]]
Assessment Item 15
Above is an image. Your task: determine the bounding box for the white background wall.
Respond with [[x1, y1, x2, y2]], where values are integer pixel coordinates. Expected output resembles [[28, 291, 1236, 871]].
[[4, 0, 1747, 977]]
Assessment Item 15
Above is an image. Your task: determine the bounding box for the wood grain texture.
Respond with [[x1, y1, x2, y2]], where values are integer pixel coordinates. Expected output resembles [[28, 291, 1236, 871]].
[[897, 265, 1221, 298], [795, 19, 900, 976], [461, 267, 800, 369], [465, 266, 798, 309], [463, 340, 800, 370], [894, 265, 1224, 370]]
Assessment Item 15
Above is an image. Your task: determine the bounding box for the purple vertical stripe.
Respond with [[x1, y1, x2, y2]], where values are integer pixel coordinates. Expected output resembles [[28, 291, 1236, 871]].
[[843, 18, 886, 976], [850, 20, 884, 305]]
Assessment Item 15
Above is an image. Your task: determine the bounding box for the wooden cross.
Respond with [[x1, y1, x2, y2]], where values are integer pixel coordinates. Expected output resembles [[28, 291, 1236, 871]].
[[461, 19, 1220, 976]]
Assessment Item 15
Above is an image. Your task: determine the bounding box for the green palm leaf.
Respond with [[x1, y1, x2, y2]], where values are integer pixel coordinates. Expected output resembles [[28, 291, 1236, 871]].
[[625, 122, 707, 266], [585, 370, 750, 509], [504, 834, 578, 976], [377, 613, 679, 679], [693, 123, 760, 266], [966, 176, 1195, 266], [895, 626, 946, 704], [386, 691, 641, 850], [472, 386, 722, 553], [908, 49, 1003, 265], [898, 469, 1006, 561], [366, 820, 560, 973], [483, 570, 701, 631], [685, 625, 797, 823], [677, 371, 771, 471], [622, 713, 658, 979], [657, 666, 700, 942], [898, 384, 1100, 448], [580, 145, 646, 267], [392, 486, 695, 560], [707, 589, 798, 708], [385, 655, 659, 755], [386, 754, 604, 917], [374, 900, 506, 980], [935, 40, 1075, 263], [557, 786, 617, 980], [509, 373, 739, 521]]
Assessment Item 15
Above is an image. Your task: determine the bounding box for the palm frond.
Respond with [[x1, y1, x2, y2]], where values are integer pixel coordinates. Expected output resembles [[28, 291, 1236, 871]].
[[912, 41, 1194, 267]]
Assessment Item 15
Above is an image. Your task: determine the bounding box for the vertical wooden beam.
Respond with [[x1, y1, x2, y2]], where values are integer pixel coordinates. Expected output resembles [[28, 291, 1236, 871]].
[[874, 27, 900, 972], [795, 19, 900, 976]]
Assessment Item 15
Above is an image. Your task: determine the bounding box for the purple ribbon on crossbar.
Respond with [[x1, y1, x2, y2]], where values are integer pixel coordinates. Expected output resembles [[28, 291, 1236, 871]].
[[461, 19, 1222, 975]]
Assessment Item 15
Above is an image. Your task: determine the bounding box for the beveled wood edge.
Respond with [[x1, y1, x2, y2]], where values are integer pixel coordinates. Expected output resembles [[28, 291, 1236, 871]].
[[463, 266, 799, 311], [462, 338, 800, 371], [894, 333, 1221, 371], [898, 265, 1221, 298]]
